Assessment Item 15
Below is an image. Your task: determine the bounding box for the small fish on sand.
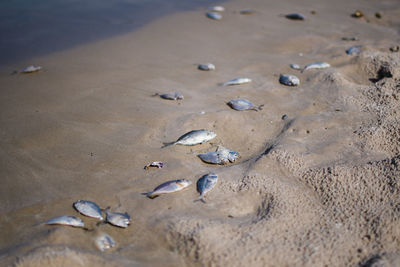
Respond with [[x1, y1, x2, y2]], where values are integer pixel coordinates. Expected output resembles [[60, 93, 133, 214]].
[[162, 129, 216, 148], [158, 92, 184, 100], [206, 12, 222, 20], [195, 173, 218, 203], [346, 45, 362, 55], [209, 6, 225, 12], [105, 209, 131, 228], [290, 63, 301, 70], [198, 145, 239, 165], [222, 77, 252, 86], [279, 74, 300, 86], [20, 65, 42, 73], [73, 200, 103, 220], [302, 62, 330, 72], [144, 161, 164, 169], [144, 179, 192, 199], [198, 63, 216, 71], [95, 233, 116, 252], [240, 9, 256, 15], [285, 13, 305, 20], [44, 216, 85, 228], [227, 99, 263, 111], [342, 36, 359, 41]]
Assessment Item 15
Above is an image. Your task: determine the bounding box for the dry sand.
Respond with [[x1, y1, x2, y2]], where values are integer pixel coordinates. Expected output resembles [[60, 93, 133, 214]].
[[0, 0, 400, 266]]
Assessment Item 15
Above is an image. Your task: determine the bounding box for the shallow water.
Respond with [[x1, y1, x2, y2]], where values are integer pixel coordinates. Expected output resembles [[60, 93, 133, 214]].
[[0, 0, 222, 66]]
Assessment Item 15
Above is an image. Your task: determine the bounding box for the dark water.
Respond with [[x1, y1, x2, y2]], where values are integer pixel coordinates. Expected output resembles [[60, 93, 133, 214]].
[[0, 0, 222, 66]]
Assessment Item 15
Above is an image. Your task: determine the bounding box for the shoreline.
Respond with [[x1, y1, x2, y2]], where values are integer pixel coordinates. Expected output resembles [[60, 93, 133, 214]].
[[1, 0, 400, 266]]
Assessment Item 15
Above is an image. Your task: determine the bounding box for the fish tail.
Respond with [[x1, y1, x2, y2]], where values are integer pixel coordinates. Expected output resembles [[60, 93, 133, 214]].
[[255, 104, 264, 111], [161, 142, 175, 148]]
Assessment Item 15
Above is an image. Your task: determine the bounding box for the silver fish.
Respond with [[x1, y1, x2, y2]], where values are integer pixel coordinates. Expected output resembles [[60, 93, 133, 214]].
[[222, 77, 252, 86], [346, 45, 362, 55], [279, 74, 300, 86], [290, 63, 301, 70], [227, 99, 262, 111], [198, 63, 216, 71], [159, 92, 184, 100], [162, 129, 216, 147], [95, 233, 116, 252], [21, 65, 42, 73], [44, 215, 85, 228], [302, 62, 330, 72], [209, 6, 225, 12], [105, 210, 131, 228], [285, 13, 305, 20], [198, 145, 239, 165], [206, 12, 222, 20], [144, 179, 192, 199], [196, 173, 218, 203], [73, 200, 103, 220]]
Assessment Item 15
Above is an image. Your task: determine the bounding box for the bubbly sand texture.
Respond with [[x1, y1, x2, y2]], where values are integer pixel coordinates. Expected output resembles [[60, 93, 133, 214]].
[[0, 0, 400, 266]]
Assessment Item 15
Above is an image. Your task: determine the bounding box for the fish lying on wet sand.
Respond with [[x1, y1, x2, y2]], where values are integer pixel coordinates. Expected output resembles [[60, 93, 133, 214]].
[[105, 209, 131, 228], [198, 146, 239, 165], [222, 78, 252, 86], [144, 179, 192, 199], [44, 215, 85, 228], [206, 12, 222, 20], [162, 129, 216, 148], [198, 63, 216, 71], [227, 99, 263, 111], [346, 45, 362, 55], [20, 65, 42, 73], [209, 6, 225, 12], [73, 200, 104, 220], [285, 13, 305, 20], [195, 173, 218, 203], [95, 233, 116, 252], [302, 62, 330, 72], [157, 92, 184, 100], [279, 74, 300, 86]]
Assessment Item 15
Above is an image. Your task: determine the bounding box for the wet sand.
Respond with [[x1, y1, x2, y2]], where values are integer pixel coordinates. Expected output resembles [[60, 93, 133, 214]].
[[1, 0, 400, 266]]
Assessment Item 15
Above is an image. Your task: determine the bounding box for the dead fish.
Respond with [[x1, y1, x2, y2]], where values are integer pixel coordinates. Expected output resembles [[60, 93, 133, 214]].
[[285, 13, 305, 20], [144, 179, 192, 199], [44, 215, 85, 228], [198, 63, 216, 71], [227, 99, 263, 111], [162, 129, 216, 148], [144, 161, 164, 169], [302, 62, 330, 72], [341, 36, 359, 41], [279, 74, 300, 86], [240, 9, 256, 15], [222, 77, 252, 86], [206, 12, 222, 20], [73, 200, 103, 220], [209, 6, 225, 12], [95, 233, 116, 252], [21, 65, 42, 73], [159, 92, 184, 100], [198, 145, 239, 165], [105, 209, 131, 228], [290, 63, 301, 70], [195, 173, 218, 203], [346, 45, 362, 55]]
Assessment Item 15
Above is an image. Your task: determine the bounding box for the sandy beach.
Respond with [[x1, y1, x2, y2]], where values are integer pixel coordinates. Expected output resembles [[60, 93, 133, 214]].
[[0, 0, 399, 266]]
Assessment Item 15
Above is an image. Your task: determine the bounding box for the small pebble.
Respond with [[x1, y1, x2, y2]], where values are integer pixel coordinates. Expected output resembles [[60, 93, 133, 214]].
[[290, 64, 301, 70], [342, 36, 359, 41], [311, 10, 316, 15], [389, 45, 399, 52], [375, 12, 382, 19], [240, 9, 255, 15], [351, 10, 363, 18], [285, 13, 305, 20], [281, 114, 288, 120], [198, 63, 215, 71]]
